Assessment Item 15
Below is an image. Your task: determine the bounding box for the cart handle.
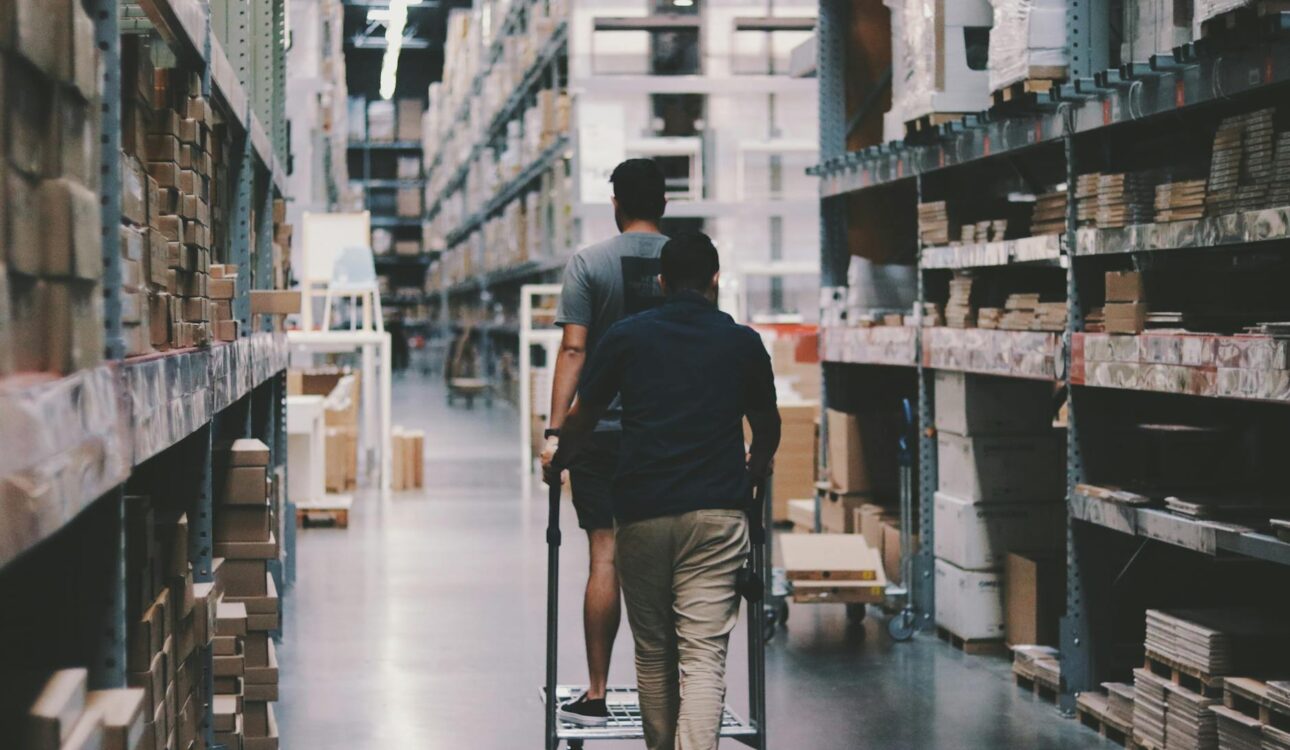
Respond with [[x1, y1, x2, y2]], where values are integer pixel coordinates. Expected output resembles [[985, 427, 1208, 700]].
[[547, 480, 562, 547]]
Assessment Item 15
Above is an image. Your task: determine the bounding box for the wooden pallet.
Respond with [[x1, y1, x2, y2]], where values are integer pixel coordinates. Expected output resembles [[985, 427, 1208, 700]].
[[1076, 693, 1132, 747], [1142, 650, 1225, 697], [904, 112, 964, 140], [1014, 673, 1061, 703], [296, 495, 353, 528], [991, 78, 1059, 109], [936, 626, 1006, 656], [1223, 677, 1290, 730]]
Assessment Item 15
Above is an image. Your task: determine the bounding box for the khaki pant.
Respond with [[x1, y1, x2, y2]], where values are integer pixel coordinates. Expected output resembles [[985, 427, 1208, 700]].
[[616, 509, 749, 750]]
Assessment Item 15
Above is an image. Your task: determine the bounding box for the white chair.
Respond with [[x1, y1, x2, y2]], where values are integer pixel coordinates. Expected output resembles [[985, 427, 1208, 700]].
[[321, 245, 384, 333]]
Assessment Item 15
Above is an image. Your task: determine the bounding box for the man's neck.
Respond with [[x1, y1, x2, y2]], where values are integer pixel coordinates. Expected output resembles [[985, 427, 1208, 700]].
[[620, 219, 661, 235]]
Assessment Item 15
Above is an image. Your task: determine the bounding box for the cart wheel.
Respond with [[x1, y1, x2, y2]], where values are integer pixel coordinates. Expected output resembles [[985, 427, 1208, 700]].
[[567, 741, 585, 750], [846, 604, 867, 624], [887, 610, 916, 642]]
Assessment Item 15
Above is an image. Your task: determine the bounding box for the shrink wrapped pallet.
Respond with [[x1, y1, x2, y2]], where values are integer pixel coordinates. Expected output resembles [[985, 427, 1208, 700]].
[[883, 0, 993, 140], [987, 0, 1068, 93], [1194, 0, 1255, 35], [1122, 0, 1193, 62]]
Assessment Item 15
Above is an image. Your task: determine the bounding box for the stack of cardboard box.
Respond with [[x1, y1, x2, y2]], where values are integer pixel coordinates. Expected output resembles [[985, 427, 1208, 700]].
[[271, 199, 292, 294], [210, 264, 239, 341], [145, 69, 216, 350], [214, 439, 281, 750], [25, 668, 149, 750], [391, 427, 426, 491], [826, 408, 908, 581], [1104, 270, 1148, 334], [766, 403, 818, 522], [125, 496, 219, 750], [932, 372, 1064, 643], [2, 0, 105, 375]]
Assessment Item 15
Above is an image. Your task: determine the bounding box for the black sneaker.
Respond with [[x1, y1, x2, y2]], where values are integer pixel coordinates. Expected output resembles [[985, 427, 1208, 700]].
[[558, 693, 609, 726]]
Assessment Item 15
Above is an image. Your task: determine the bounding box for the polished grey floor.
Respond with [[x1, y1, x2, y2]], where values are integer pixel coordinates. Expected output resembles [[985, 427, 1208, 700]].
[[277, 377, 1108, 749]]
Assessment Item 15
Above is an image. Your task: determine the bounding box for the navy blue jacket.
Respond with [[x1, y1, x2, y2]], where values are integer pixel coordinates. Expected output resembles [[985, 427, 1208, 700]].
[[577, 292, 778, 524]]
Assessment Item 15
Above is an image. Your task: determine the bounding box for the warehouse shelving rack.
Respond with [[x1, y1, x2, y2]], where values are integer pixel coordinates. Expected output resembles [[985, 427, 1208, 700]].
[[421, 0, 573, 401], [1, 0, 290, 742], [813, 0, 1290, 719]]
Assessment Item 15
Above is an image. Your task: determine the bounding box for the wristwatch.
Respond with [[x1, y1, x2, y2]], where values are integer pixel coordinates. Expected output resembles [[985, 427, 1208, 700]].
[[544, 428, 561, 439]]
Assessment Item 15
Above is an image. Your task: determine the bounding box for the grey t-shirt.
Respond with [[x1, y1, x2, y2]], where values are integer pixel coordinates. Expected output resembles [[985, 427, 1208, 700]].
[[555, 231, 669, 431]]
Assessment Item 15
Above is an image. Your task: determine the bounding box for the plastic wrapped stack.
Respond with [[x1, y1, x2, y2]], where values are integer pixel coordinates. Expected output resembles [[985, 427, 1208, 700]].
[[883, 0, 993, 141], [987, 0, 1068, 94], [1122, 0, 1193, 62]]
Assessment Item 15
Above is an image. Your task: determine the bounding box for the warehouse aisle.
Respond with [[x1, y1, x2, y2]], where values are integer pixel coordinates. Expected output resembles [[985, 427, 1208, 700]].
[[275, 377, 1108, 749]]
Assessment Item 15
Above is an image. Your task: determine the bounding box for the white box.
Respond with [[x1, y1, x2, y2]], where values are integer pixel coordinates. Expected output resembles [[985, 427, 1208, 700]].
[[937, 432, 1064, 502], [934, 371, 1054, 435], [933, 492, 1065, 570], [935, 557, 1005, 640]]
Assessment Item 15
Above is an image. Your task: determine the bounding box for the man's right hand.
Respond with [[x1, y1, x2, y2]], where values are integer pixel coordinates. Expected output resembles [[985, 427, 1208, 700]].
[[541, 436, 565, 487]]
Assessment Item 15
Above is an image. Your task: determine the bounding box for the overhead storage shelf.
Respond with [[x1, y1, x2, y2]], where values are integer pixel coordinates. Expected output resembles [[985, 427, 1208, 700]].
[[813, 41, 1290, 199], [0, 334, 289, 572], [1071, 487, 1290, 567]]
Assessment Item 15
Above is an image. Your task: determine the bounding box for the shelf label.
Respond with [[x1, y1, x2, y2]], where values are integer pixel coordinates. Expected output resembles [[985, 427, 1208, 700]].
[[1102, 99, 1112, 126], [1174, 78, 1185, 108], [983, 134, 991, 156]]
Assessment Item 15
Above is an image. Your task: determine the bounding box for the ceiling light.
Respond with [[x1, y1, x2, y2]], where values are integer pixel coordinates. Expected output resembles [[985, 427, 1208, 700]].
[[379, 0, 417, 100], [673, 0, 695, 6], [367, 9, 392, 22]]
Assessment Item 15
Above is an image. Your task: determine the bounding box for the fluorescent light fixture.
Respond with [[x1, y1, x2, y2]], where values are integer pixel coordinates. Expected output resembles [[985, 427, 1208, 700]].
[[367, 9, 392, 22], [378, 0, 423, 99], [673, 0, 695, 6]]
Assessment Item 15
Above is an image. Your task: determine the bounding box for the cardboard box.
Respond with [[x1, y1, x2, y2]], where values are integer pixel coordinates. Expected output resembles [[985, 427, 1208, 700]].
[[881, 520, 918, 584], [934, 558, 1004, 641], [767, 403, 819, 521], [826, 409, 897, 495], [219, 465, 267, 505], [214, 533, 278, 561], [59, 708, 105, 750], [244, 632, 270, 668], [396, 98, 423, 141], [87, 688, 147, 750], [215, 601, 248, 637], [936, 432, 1063, 502], [45, 280, 104, 374], [7, 171, 42, 275], [934, 371, 1054, 436], [1104, 302, 1147, 334], [243, 705, 278, 750], [126, 650, 164, 714], [1005, 552, 1064, 646], [856, 503, 890, 552], [250, 290, 301, 315], [819, 490, 867, 533], [219, 559, 268, 597], [1105, 270, 1145, 303], [214, 506, 272, 543], [786, 498, 816, 532], [244, 641, 278, 685], [396, 188, 422, 218], [932, 492, 1064, 570], [26, 668, 88, 749]]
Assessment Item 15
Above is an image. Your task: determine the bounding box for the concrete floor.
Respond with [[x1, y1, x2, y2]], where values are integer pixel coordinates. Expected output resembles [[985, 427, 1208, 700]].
[[276, 377, 1109, 749]]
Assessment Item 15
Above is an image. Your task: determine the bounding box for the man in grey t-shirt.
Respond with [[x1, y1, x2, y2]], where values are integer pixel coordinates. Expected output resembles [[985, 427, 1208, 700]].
[[542, 159, 668, 725]]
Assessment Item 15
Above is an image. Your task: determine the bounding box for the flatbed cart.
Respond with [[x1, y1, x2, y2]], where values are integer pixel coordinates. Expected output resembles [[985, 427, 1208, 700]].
[[541, 480, 772, 750], [774, 399, 918, 642]]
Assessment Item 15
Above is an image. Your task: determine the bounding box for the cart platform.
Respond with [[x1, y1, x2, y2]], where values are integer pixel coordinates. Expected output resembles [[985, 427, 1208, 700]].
[[541, 686, 757, 743]]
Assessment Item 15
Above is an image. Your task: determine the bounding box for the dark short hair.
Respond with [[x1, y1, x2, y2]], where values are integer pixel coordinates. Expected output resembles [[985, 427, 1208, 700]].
[[660, 232, 719, 291], [610, 158, 666, 221]]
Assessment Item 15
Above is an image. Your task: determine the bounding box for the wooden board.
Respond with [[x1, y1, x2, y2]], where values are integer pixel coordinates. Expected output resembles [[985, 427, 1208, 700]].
[[790, 578, 886, 605], [778, 533, 881, 582]]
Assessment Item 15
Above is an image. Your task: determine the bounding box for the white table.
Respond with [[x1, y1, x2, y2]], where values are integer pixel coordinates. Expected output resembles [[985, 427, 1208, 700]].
[[286, 395, 325, 505], [286, 330, 392, 497]]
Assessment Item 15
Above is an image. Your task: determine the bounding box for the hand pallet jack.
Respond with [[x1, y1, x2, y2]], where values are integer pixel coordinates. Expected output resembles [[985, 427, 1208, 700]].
[[540, 480, 772, 749]]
